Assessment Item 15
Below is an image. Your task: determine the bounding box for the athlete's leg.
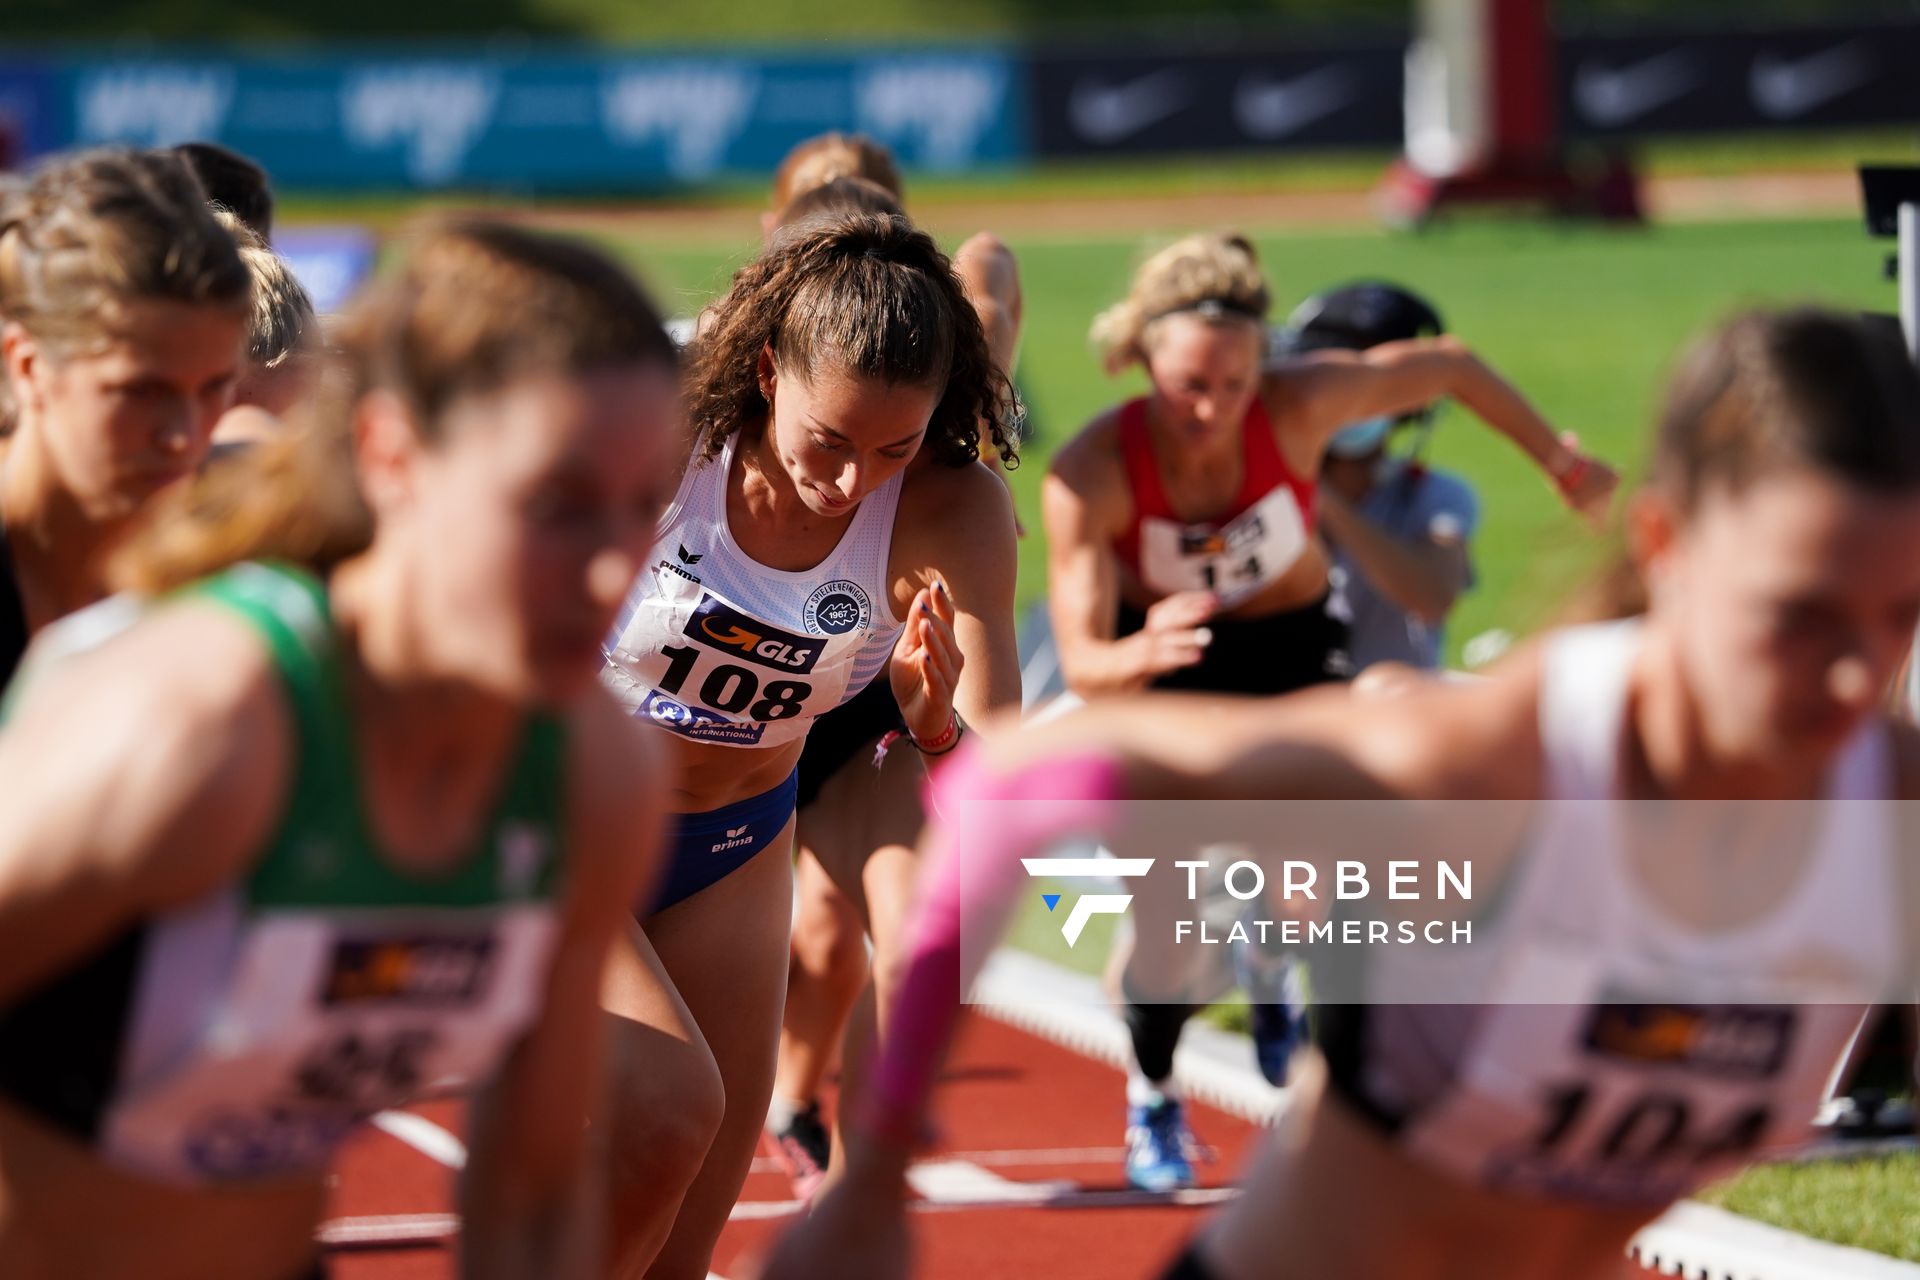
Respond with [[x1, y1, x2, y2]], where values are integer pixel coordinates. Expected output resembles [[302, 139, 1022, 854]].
[[599, 924, 726, 1280], [643, 828, 797, 1279], [792, 737, 923, 1180], [769, 841, 866, 1193], [776, 847, 867, 1111], [806, 737, 926, 1021]]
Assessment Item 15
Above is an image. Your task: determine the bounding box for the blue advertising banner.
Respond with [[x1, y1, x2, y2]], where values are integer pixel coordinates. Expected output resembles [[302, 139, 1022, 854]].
[[0, 61, 57, 167], [48, 48, 1027, 191]]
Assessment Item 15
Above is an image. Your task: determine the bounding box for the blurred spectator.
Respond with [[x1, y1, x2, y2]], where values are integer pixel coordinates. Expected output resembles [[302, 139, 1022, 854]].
[[1275, 281, 1479, 670]]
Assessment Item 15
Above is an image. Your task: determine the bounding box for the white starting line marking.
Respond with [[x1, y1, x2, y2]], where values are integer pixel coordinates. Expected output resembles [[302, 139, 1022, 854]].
[[370, 1110, 468, 1169], [907, 1158, 1076, 1205], [318, 1213, 457, 1248], [749, 1146, 1141, 1176], [1629, 1201, 1920, 1279], [727, 1159, 1238, 1223]]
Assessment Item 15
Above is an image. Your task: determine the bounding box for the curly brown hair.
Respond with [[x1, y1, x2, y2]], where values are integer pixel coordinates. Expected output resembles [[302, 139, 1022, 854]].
[[683, 210, 1016, 471]]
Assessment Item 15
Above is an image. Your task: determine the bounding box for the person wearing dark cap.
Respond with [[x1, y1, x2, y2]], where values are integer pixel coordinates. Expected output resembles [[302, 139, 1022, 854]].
[[1275, 282, 1482, 674]]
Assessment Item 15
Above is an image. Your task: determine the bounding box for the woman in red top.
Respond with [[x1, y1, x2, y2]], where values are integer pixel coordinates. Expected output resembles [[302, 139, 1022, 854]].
[[1042, 231, 1617, 1191]]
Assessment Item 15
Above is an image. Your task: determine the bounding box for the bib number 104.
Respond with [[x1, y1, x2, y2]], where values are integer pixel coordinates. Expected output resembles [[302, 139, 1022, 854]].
[[1526, 1082, 1771, 1166], [659, 645, 809, 721]]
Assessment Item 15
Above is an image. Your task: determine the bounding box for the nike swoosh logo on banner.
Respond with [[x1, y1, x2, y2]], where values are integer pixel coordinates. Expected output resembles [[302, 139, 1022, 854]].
[[1573, 51, 1699, 127], [1068, 69, 1191, 143], [1233, 65, 1356, 139], [1750, 43, 1873, 120]]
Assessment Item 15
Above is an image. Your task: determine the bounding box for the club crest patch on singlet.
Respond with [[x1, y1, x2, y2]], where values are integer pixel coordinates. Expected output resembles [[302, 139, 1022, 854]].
[[804, 580, 872, 637]]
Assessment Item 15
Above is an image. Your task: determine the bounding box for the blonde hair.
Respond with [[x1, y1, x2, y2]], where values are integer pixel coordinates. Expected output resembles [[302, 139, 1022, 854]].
[[1089, 231, 1269, 373], [0, 147, 251, 429], [771, 133, 904, 212], [211, 208, 314, 369], [116, 218, 676, 594]]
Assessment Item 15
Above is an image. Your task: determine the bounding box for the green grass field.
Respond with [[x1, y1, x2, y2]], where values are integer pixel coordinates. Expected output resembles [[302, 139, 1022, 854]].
[[619, 214, 1894, 660], [1697, 1152, 1920, 1261]]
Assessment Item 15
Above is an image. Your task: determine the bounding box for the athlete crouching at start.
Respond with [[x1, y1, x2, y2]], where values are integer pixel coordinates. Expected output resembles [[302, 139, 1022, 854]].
[[597, 210, 1018, 1278]]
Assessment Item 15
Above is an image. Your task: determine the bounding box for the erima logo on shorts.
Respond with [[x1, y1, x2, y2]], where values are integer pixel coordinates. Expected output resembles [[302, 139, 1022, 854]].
[[685, 595, 821, 672], [710, 824, 755, 855], [1022, 856, 1155, 947]]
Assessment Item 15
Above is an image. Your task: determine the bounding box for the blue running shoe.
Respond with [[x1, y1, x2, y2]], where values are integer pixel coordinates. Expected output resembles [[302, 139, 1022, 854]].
[[1232, 916, 1309, 1086], [1125, 1097, 1196, 1193]]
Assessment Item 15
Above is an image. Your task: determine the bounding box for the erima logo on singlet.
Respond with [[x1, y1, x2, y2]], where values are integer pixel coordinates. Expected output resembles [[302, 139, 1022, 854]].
[[684, 596, 821, 673], [659, 557, 702, 587], [322, 935, 497, 1006]]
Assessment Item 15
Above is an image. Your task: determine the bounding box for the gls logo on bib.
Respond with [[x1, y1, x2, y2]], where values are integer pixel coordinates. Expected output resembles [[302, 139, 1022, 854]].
[[684, 596, 820, 673]]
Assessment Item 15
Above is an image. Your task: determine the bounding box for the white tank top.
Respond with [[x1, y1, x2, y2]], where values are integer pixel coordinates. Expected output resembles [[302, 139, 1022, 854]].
[[602, 432, 905, 750], [1346, 619, 1905, 1205]]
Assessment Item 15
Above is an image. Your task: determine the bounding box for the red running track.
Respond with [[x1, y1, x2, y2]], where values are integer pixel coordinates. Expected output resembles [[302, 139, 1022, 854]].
[[323, 1014, 1675, 1279]]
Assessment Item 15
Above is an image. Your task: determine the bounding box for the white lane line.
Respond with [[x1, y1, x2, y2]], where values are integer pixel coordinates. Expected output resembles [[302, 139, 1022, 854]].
[[726, 1176, 1239, 1222], [318, 1213, 457, 1247], [748, 1146, 1144, 1177], [370, 1110, 469, 1169], [907, 1158, 1076, 1205], [1629, 1201, 1920, 1279]]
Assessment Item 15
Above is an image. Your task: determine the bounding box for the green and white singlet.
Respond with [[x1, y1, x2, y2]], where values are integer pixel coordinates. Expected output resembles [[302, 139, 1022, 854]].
[[0, 562, 570, 1185]]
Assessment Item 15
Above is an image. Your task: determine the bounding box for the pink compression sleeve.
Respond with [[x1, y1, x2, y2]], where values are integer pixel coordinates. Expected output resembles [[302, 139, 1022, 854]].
[[859, 743, 1124, 1147]]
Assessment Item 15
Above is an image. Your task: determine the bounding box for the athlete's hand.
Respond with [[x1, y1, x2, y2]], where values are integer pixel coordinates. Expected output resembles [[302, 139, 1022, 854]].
[[753, 1142, 912, 1280], [891, 576, 963, 744], [1136, 590, 1216, 680], [1551, 434, 1620, 529]]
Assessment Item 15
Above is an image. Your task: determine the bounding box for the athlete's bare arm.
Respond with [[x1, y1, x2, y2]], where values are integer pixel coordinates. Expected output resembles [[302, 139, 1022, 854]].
[[892, 459, 1021, 730], [1043, 415, 1212, 697], [459, 696, 669, 1280], [998, 642, 1544, 814], [0, 607, 289, 1008], [1267, 338, 1617, 523], [952, 232, 1022, 378]]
